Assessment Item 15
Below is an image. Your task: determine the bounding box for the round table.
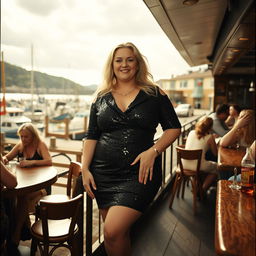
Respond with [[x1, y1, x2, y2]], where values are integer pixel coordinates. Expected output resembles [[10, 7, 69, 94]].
[[3, 164, 58, 197]]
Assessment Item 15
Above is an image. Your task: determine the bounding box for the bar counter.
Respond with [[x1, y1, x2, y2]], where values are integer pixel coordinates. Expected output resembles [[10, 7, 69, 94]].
[[215, 180, 255, 256]]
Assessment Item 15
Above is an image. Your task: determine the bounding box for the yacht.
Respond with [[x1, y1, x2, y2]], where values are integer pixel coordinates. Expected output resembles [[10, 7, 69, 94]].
[[0, 107, 43, 138]]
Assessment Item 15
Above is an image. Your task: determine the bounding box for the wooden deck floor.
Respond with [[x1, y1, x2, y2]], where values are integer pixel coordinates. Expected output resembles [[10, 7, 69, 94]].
[[131, 186, 216, 256], [94, 183, 217, 256]]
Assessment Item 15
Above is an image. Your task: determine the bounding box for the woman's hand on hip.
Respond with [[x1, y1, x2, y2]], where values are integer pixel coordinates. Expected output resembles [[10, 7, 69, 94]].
[[131, 148, 157, 185], [82, 170, 96, 199]]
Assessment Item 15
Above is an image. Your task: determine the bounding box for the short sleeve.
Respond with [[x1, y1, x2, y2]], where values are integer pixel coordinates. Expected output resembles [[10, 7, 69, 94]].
[[84, 101, 101, 140], [158, 92, 181, 130]]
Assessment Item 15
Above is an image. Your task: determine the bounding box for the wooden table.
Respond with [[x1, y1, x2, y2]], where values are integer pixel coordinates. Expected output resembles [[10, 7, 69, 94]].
[[217, 146, 246, 179], [215, 180, 255, 256], [4, 164, 58, 196], [218, 146, 246, 170]]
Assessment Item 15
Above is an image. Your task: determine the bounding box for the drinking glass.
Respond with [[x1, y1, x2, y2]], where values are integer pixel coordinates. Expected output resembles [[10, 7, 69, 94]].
[[8, 160, 17, 174], [229, 167, 241, 190]]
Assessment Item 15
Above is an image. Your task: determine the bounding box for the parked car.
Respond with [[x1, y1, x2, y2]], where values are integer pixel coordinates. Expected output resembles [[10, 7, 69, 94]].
[[175, 104, 194, 117]]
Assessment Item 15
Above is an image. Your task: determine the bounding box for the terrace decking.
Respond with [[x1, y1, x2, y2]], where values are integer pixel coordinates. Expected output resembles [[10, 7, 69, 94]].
[[93, 183, 217, 256]]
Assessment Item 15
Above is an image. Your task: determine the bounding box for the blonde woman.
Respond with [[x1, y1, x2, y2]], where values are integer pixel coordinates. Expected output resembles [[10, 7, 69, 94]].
[[183, 117, 218, 193], [220, 109, 255, 148], [2, 123, 52, 167], [2, 123, 52, 247], [82, 42, 181, 256]]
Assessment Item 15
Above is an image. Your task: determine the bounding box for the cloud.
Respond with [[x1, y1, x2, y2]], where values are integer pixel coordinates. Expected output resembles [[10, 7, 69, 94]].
[[2, 0, 195, 86], [16, 0, 60, 16]]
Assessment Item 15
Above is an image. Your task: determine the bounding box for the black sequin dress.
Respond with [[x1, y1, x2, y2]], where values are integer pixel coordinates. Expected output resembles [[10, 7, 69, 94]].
[[85, 88, 181, 212]]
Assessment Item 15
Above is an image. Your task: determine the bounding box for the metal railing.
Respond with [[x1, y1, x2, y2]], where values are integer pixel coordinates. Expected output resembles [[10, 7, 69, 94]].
[[85, 114, 206, 255]]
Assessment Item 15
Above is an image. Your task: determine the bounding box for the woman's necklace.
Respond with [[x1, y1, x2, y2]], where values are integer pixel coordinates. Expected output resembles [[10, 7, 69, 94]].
[[112, 87, 136, 96]]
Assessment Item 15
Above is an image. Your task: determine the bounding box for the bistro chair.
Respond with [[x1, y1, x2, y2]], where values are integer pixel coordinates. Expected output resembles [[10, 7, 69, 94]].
[[41, 161, 82, 202], [169, 145, 203, 214], [30, 194, 83, 256]]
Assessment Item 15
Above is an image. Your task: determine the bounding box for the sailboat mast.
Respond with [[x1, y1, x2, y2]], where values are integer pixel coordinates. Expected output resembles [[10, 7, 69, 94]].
[[0, 51, 7, 115], [30, 44, 34, 117]]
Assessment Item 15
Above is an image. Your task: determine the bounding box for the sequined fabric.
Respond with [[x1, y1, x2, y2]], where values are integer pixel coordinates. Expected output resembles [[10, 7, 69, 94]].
[[86, 88, 181, 212]]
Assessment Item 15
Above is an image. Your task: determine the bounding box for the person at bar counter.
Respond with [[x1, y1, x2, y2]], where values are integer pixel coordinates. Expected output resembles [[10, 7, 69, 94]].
[[183, 116, 218, 194], [2, 123, 52, 248], [81, 42, 181, 256], [225, 104, 241, 129], [208, 104, 230, 137], [219, 109, 255, 148]]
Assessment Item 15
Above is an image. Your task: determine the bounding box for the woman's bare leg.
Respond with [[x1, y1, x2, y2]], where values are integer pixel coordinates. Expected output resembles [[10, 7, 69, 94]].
[[101, 206, 142, 256], [12, 196, 29, 245], [12, 190, 42, 245]]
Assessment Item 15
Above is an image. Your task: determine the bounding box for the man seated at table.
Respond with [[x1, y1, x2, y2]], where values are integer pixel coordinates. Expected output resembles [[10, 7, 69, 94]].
[[209, 104, 230, 137]]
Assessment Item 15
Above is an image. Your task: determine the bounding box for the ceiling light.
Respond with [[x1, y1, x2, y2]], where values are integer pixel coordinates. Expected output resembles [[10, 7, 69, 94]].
[[239, 37, 249, 41], [183, 0, 199, 6], [249, 81, 255, 92], [231, 49, 240, 52]]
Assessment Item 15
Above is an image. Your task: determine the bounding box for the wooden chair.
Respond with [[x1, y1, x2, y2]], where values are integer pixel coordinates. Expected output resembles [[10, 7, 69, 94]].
[[41, 161, 82, 202], [169, 145, 203, 214], [30, 194, 83, 256]]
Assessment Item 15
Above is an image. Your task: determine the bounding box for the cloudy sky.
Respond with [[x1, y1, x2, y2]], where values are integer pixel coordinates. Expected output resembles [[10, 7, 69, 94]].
[[2, 0, 203, 86]]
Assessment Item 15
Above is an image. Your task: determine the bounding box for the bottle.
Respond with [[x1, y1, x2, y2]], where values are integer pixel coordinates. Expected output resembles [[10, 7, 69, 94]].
[[241, 147, 255, 195]]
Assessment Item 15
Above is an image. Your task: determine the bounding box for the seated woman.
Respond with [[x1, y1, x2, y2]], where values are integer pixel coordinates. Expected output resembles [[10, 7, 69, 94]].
[[2, 123, 52, 167], [220, 109, 255, 148], [225, 104, 241, 129], [2, 123, 52, 246], [183, 117, 218, 193]]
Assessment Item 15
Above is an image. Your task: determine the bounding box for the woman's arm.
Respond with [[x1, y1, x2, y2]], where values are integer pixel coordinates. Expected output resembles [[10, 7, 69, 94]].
[[132, 128, 181, 184], [207, 135, 218, 156], [2, 143, 22, 164], [81, 139, 98, 198], [152, 128, 181, 154], [220, 113, 250, 147], [225, 115, 234, 128], [1, 161, 18, 188]]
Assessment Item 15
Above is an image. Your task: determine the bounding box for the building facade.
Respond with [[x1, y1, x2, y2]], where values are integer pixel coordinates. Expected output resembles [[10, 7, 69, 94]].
[[157, 69, 214, 110]]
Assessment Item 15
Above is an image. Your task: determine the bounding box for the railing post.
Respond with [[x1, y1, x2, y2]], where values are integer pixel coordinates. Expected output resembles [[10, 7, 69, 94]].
[[0, 132, 5, 153], [45, 115, 49, 137], [50, 136, 56, 149], [86, 194, 93, 256], [64, 118, 69, 139]]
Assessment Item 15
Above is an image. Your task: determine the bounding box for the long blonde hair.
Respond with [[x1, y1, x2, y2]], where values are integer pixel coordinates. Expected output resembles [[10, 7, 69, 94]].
[[17, 123, 41, 147], [97, 42, 157, 96], [238, 109, 255, 145]]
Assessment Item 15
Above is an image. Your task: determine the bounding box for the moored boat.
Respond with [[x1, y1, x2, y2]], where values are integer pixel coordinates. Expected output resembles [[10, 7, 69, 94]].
[[0, 107, 44, 138]]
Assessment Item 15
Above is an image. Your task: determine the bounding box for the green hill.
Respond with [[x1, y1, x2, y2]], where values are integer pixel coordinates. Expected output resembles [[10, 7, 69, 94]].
[[2, 62, 97, 95]]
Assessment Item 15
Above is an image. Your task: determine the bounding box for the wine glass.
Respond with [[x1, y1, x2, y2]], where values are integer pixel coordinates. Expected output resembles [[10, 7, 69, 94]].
[[229, 167, 241, 190]]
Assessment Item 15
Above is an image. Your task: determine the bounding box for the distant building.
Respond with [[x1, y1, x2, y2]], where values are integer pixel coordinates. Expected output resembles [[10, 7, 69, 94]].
[[156, 69, 214, 110]]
